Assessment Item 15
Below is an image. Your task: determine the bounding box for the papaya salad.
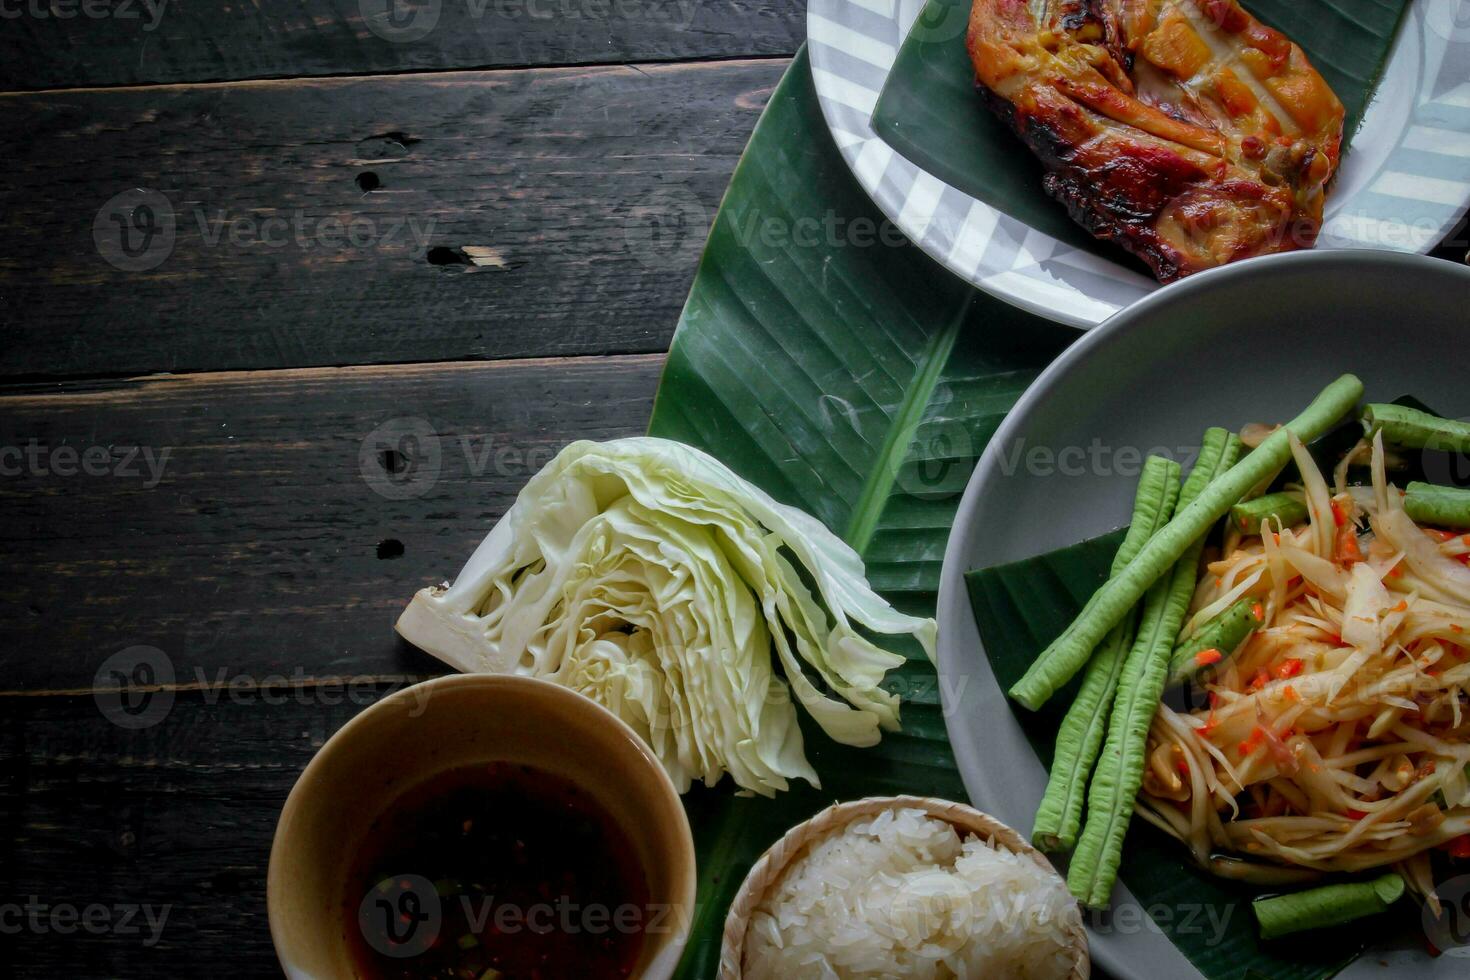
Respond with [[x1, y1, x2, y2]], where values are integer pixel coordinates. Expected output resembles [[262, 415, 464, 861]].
[[1008, 376, 1470, 938]]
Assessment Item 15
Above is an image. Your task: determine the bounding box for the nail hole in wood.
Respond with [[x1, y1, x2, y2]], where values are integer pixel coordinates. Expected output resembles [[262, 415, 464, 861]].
[[426, 246, 467, 266], [356, 171, 381, 193], [380, 448, 408, 474], [377, 539, 405, 560]]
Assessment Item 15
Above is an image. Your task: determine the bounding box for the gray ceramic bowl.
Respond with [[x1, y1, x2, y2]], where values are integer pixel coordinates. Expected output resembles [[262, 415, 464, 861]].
[[937, 250, 1470, 979]]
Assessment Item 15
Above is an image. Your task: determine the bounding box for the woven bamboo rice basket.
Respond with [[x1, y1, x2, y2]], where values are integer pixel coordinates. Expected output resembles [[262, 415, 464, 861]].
[[718, 795, 1090, 979]]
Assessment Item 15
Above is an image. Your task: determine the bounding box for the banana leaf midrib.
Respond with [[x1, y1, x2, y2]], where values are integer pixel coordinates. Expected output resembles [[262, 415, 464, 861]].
[[842, 298, 967, 552]]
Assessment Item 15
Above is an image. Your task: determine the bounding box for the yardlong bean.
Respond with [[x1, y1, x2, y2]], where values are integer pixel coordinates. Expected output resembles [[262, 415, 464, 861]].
[[1363, 403, 1470, 454], [1404, 481, 1470, 530], [1068, 431, 1242, 906], [1010, 375, 1363, 711], [1032, 456, 1181, 852]]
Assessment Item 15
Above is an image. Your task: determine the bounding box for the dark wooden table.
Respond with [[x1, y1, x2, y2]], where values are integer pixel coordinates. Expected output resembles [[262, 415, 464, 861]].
[[1, 4, 1466, 977], [0, 4, 799, 975]]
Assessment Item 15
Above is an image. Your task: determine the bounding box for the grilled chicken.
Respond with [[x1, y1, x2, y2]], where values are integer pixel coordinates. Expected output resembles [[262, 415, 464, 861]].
[[968, 0, 1344, 281]]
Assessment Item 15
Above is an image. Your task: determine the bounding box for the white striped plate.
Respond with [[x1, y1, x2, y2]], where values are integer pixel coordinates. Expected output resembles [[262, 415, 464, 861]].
[[807, 0, 1470, 329]]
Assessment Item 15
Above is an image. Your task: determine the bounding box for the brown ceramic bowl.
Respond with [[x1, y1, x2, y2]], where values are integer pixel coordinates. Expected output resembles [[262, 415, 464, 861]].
[[267, 674, 697, 979]]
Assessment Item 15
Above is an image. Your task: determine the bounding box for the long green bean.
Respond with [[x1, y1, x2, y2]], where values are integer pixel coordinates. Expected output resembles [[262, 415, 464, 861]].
[[1363, 403, 1470, 454], [1032, 456, 1181, 852], [1068, 431, 1242, 907], [1010, 375, 1363, 711], [1253, 874, 1404, 940], [1166, 597, 1264, 688], [1404, 481, 1470, 530], [1230, 491, 1308, 535]]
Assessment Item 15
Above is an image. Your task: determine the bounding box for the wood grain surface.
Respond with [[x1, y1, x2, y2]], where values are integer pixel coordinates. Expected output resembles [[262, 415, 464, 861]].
[[0, 58, 782, 379], [0, 0, 803, 89], [0, 355, 662, 693], [1, 690, 393, 976]]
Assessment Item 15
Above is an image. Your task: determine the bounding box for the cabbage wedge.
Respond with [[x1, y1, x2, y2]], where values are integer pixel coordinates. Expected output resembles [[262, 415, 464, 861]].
[[396, 437, 936, 796]]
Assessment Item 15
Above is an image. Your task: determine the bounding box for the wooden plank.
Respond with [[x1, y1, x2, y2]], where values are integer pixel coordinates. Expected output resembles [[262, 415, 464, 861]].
[[0, 59, 783, 378], [0, 690, 388, 976], [0, 354, 663, 693], [0, 0, 803, 90]]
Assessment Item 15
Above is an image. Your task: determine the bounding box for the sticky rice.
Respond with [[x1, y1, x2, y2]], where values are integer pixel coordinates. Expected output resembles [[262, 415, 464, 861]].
[[744, 806, 1079, 979]]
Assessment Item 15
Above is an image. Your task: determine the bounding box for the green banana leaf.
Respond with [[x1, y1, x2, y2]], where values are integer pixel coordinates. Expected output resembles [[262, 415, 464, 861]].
[[871, 0, 1411, 265], [648, 46, 1074, 978]]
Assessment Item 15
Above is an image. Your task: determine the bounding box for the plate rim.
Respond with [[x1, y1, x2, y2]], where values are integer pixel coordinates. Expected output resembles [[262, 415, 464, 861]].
[[807, 0, 1470, 330]]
